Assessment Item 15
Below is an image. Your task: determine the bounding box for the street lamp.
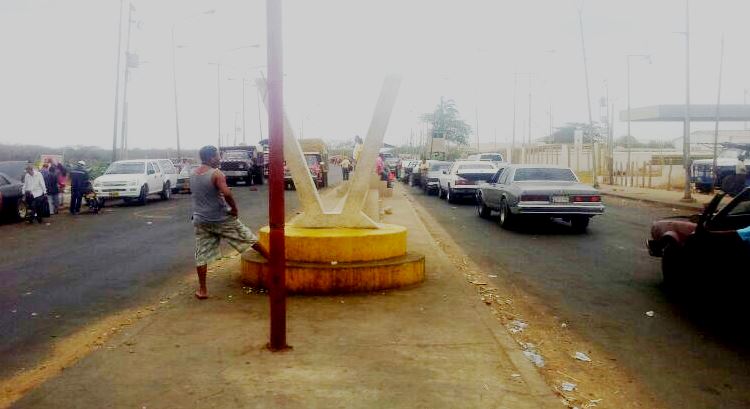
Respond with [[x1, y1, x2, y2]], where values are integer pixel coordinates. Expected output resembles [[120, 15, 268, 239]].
[[626, 54, 651, 187], [208, 45, 261, 149], [171, 9, 215, 160], [228, 76, 266, 145]]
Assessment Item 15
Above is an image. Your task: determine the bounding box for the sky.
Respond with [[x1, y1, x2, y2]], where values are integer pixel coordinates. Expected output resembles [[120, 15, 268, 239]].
[[1, 0, 750, 151]]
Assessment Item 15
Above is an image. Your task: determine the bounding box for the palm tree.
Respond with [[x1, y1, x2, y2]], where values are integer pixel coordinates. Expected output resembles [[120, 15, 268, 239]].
[[420, 97, 472, 145]]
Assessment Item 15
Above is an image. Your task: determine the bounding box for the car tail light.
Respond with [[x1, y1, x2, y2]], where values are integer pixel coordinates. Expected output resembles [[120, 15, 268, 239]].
[[455, 178, 471, 185], [571, 195, 601, 202], [520, 194, 549, 202]]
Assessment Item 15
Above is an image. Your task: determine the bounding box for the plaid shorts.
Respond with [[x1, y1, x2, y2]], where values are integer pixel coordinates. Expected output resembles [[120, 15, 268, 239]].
[[194, 217, 258, 266]]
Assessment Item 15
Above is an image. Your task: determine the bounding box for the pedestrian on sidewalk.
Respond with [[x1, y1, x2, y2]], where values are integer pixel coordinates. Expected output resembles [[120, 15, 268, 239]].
[[42, 162, 60, 214], [69, 161, 89, 215], [376, 153, 387, 181], [22, 164, 47, 224], [341, 157, 351, 181], [191, 145, 268, 299], [56, 162, 67, 210]]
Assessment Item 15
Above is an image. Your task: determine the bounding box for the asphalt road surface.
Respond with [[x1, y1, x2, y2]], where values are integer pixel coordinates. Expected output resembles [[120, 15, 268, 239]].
[[0, 165, 342, 380], [407, 185, 750, 409]]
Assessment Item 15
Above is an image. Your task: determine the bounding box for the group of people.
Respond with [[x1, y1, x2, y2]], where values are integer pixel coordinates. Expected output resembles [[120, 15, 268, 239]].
[[21, 160, 90, 224]]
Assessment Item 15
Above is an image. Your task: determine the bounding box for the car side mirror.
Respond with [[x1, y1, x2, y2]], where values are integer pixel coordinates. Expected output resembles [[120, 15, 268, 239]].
[[442, 170, 447, 174]]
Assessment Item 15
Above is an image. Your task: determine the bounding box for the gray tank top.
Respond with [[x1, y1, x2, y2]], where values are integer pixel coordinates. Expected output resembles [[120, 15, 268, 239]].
[[191, 168, 229, 224]]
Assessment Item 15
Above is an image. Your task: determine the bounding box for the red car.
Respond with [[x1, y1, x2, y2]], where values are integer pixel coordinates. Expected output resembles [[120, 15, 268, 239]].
[[648, 187, 750, 287]]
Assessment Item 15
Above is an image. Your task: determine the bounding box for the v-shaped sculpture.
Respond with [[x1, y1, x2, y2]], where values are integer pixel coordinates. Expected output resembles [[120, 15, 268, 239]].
[[256, 75, 401, 229]]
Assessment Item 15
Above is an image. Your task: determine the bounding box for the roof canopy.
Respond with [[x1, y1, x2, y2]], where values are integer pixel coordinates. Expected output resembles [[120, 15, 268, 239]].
[[620, 105, 750, 122]]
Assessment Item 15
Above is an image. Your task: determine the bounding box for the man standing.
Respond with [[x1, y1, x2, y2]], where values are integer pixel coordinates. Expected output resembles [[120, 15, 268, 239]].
[[22, 164, 47, 224], [69, 161, 89, 215], [42, 162, 60, 214], [376, 153, 386, 181], [191, 145, 267, 299], [340, 157, 351, 181], [56, 162, 67, 210]]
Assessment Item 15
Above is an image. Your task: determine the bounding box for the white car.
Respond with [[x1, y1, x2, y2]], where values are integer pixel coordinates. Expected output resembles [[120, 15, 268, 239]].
[[93, 159, 173, 205], [156, 159, 180, 193], [437, 160, 497, 203], [467, 152, 506, 168]]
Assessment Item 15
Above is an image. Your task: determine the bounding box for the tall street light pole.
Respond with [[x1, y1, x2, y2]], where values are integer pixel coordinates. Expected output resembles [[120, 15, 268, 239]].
[[682, 0, 693, 201], [626, 54, 651, 187], [171, 9, 215, 162], [119, 2, 134, 160], [111, 0, 125, 163], [711, 34, 725, 191], [577, 6, 597, 187], [511, 73, 517, 163]]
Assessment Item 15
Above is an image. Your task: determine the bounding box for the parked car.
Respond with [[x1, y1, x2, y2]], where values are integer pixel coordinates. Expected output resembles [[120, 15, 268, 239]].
[[475, 165, 604, 232], [177, 164, 200, 193], [156, 159, 180, 193], [437, 161, 497, 203], [647, 187, 750, 288], [219, 146, 264, 186], [93, 160, 172, 205], [399, 159, 419, 182], [416, 160, 452, 193], [0, 171, 26, 221], [467, 152, 505, 167]]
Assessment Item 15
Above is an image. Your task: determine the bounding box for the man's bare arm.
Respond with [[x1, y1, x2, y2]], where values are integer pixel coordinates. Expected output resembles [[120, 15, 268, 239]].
[[212, 170, 239, 217]]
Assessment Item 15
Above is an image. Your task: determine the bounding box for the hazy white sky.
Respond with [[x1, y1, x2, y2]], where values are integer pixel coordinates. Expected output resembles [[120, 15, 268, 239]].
[[1, 0, 749, 150]]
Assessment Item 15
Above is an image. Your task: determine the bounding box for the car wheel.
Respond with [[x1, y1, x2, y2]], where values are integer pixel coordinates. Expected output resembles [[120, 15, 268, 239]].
[[15, 198, 28, 221], [661, 239, 685, 289], [138, 185, 148, 206], [476, 195, 491, 218], [160, 182, 171, 200], [438, 185, 445, 199], [498, 199, 515, 229], [570, 216, 590, 233], [447, 187, 457, 204]]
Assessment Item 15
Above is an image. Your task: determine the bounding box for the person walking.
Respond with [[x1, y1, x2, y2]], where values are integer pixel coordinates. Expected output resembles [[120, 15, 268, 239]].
[[376, 153, 386, 181], [340, 157, 351, 181], [22, 164, 47, 224], [42, 162, 60, 214], [69, 161, 89, 215], [191, 145, 267, 299]]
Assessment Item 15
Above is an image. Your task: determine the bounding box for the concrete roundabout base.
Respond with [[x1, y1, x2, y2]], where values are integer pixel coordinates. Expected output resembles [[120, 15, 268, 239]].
[[242, 224, 425, 294]]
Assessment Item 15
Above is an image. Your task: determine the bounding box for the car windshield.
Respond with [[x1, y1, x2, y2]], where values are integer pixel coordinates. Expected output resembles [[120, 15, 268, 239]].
[[105, 162, 145, 175], [305, 155, 320, 167], [223, 151, 248, 160], [429, 163, 451, 171], [514, 168, 577, 182], [457, 163, 494, 171]]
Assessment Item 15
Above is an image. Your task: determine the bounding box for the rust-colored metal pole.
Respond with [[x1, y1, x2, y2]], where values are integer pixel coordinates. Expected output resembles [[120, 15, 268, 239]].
[[266, 0, 288, 351]]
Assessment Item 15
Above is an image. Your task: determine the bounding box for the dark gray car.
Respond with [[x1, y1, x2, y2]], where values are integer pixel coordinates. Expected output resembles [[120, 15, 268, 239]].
[[475, 165, 604, 232]]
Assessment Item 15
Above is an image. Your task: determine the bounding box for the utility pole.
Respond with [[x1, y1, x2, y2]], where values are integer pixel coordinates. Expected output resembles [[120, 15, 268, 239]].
[[242, 79, 247, 144], [682, 0, 693, 201], [234, 112, 239, 146], [171, 26, 182, 160], [111, 0, 125, 163], [577, 6, 597, 187], [119, 2, 134, 160], [744, 89, 748, 131], [711, 34, 725, 191], [216, 64, 222, 148], [527, 76, 532, 146], [475, 106, 479, 150], [511, 73, 517, 163]]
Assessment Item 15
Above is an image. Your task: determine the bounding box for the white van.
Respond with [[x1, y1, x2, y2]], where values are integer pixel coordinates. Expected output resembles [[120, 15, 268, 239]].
[[93, 160, 172, 205]]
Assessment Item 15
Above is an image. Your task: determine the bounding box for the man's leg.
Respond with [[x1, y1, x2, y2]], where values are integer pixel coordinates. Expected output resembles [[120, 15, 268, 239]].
[[195, 264, 208, 299], [194, 224, 220, 299]]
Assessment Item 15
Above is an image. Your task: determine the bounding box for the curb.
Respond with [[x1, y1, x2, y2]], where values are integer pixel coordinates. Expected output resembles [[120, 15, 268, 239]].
[[401, 187, 559, 408], [600, 191, 703, 212]]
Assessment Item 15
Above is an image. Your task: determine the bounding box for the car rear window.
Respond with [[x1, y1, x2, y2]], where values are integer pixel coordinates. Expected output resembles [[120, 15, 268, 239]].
[[480, 154, 503, 161], [429, 163, 451, 171], [457, 163, 494, 171], [513, 168, 577, 182], [459, 173, 495, 182]]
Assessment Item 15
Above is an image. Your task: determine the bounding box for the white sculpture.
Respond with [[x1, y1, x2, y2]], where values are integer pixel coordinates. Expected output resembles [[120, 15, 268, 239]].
[[257, 75, 401, 229]]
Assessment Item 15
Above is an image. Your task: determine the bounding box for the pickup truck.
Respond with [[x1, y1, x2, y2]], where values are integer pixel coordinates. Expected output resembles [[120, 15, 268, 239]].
[[219, 146, 264, 186], [437, 160, 497, 203]]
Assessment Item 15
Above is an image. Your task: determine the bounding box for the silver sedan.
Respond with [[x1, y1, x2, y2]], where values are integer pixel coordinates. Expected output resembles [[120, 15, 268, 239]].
[[475, 165, 604, 232]]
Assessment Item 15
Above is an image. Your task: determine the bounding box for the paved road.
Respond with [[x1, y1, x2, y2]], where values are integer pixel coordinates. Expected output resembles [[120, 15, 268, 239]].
[[406, 185, 750, 409], [0, 163, 343, 380]]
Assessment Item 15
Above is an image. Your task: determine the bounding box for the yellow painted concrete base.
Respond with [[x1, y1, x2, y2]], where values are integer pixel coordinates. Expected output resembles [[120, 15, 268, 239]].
[[257, 224, 406, 263], [241, 251, 425, 294]]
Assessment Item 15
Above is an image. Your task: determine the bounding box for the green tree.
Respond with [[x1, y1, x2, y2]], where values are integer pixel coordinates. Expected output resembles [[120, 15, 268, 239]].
[[420, 97, 472, 146]]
